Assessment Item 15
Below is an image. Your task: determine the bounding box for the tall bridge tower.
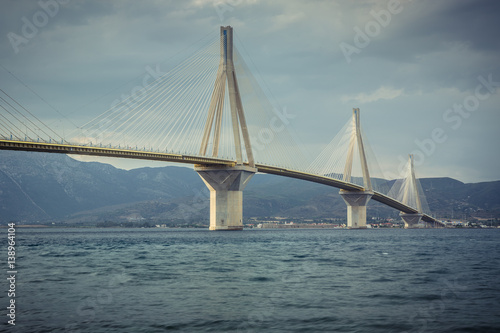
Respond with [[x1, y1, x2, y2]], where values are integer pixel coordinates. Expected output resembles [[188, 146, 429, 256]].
[[339, 108, 373, 229], [194, 26, 257, 231], [400, 154, 424, 228]]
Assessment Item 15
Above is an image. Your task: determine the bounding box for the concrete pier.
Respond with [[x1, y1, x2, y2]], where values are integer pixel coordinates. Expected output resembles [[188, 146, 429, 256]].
[[195, 165, 256, 230], [400, 213, 423, 229], [340, 190, 373, 229]]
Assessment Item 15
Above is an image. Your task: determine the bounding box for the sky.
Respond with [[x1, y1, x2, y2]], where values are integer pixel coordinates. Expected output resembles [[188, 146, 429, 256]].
[[1, 0, 499, 183]]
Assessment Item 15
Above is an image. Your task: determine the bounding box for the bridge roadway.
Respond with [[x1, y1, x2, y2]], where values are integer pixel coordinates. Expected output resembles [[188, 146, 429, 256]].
[[0, 139, 442, 226]]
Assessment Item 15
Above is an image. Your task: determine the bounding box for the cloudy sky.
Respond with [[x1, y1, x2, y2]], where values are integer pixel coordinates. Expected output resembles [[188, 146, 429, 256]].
[[1, 0, 499, 183]]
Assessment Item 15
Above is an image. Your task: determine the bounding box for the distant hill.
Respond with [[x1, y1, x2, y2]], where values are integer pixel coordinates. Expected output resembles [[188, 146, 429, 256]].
[[0, 151, 499, 224], [0, 151, 203, 222]]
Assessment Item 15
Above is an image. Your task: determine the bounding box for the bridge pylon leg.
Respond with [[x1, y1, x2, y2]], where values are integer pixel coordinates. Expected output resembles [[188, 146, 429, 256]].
[[340, 190, 373, 229], [195, 165, 256, 231], [400, 213, 423, 229]]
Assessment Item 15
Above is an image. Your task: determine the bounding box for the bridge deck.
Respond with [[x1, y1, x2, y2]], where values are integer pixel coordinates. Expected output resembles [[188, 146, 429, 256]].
[[0, 139, 235, 166], [257, 163, 439, 225], [0, 139, 442, 226]]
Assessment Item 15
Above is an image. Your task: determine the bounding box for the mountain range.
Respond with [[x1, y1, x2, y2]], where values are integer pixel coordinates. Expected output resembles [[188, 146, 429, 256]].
[[1, 151, 499, 224]]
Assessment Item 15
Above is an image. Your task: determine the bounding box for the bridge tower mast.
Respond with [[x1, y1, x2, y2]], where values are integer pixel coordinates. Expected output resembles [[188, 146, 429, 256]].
[[195, 26, 257, 231], [400, 154, 424, 228], [339, 108, 373, 229]]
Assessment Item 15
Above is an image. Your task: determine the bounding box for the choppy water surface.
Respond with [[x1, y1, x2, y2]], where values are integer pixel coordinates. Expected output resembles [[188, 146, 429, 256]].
[[3, 228, 500, 332]]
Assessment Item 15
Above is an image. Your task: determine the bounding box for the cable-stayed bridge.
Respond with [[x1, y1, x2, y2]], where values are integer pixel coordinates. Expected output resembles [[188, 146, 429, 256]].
[[0, 26, 443, 230]]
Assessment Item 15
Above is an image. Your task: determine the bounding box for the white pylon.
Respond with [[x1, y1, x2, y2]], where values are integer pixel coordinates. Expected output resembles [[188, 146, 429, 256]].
[[342, 108, 372, 191], [401, 154, 423, 212], [340, 108, 373, 229], [400, 154, 424, 228], [196, 26, 256, 231], [199, 26, 254, 167]]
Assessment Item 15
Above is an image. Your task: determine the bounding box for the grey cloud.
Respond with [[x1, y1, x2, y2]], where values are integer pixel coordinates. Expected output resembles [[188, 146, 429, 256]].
[[0, 0, 498, 182]]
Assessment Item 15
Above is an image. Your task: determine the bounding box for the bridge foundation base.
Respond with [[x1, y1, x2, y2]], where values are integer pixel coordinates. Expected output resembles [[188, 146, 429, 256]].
[[340, 191, 373, 229], [195, 165, 256, 231], [401, 213, 423, 229]]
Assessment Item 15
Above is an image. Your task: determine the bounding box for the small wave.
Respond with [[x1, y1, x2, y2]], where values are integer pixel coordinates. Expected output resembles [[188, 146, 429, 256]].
[[249, 276, 275, 282]]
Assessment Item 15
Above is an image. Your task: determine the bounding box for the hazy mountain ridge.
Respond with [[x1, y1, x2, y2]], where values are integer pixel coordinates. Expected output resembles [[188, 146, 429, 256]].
[[0, 151, 203, 222], [0, 151, 499, 223]]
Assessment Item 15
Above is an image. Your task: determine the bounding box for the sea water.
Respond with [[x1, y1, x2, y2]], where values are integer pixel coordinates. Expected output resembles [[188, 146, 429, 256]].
[[3, 227, 500, 332]]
